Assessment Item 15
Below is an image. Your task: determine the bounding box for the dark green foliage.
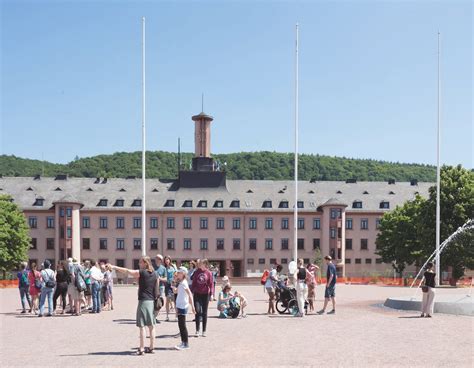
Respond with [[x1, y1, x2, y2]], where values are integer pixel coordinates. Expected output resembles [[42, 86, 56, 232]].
[[0, 151, 436, 181]]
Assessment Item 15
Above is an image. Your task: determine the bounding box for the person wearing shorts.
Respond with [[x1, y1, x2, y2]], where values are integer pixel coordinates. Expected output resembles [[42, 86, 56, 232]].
[[318, 256, 337, 315], [264, 264, 282, 314]]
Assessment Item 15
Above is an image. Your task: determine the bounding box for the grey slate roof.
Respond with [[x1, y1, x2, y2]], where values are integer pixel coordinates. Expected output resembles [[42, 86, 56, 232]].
[[0, 176, 432, 213]]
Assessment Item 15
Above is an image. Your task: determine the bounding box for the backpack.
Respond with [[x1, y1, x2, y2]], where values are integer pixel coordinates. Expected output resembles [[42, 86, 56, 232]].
[[260, 270, 270, 285], [43, 269, 56, 289], [19, 271, 30, 288], [33, 271, 42, 290], [74, 266, 86, 292]]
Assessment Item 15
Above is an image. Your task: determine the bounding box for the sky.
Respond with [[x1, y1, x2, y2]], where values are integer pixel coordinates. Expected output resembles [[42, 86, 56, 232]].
[[0, 0, 472, 167]]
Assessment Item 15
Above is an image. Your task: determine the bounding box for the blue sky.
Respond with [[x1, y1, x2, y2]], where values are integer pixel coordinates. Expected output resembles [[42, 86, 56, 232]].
[[1, 0, 472, 167]]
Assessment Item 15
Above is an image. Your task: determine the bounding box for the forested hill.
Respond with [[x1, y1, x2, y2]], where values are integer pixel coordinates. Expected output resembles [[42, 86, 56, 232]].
[[0, 152, 437, 182]]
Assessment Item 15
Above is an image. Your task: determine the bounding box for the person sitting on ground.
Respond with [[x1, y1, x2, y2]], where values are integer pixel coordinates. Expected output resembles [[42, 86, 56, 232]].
[[217, 284, 233, 318], [221, 275, 230, 289], [233, 290, 247, 318]]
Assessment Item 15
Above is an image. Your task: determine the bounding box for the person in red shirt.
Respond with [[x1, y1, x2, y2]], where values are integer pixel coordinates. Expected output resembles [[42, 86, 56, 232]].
[[190, 259, 214, 337]]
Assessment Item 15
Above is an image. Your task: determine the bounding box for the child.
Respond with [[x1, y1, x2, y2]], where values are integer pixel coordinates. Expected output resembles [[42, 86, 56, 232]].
[[174, 267, 196, 350], [233, 291, 248, 318]]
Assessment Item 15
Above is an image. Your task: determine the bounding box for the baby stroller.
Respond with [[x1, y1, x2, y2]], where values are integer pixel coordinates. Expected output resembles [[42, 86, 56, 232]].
[[275, 283, 308, 315], [223, 296, 241, 319]]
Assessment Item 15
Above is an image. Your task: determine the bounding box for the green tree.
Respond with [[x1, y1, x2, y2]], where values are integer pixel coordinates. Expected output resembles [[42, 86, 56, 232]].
[[0, 194, 31, 277]]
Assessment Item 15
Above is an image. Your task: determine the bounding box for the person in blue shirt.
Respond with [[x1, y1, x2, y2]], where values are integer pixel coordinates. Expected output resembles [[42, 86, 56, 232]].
[[154, 254, 167, 323], [317, 256, 337, 315]]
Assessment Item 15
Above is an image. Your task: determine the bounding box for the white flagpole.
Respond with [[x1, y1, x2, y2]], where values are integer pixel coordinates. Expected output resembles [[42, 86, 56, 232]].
[[293, 23, 299, 263], [435, 31, 441, 285], [141, 17, 147, 257]]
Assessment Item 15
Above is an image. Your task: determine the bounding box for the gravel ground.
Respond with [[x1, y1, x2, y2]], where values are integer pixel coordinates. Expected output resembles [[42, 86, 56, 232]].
[[0, 284, 472, 368]]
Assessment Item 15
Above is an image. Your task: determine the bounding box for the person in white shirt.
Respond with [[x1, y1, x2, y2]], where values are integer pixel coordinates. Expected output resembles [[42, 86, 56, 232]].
[[89, 260, 104, 314], [173, 267, 196, 350], [265, 265, 282, 314]]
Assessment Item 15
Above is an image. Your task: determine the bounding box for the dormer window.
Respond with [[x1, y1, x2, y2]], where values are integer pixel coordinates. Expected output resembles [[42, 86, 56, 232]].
[[98, 199, 108, 207], [114, 199, 124, 207], [278, 190, 285, 194], [363, 191, 369, 195], [246, 189, 253, 193], [297, 201, 304, 208], [198, 200, 208, 208], [352, 201, 363, 209], [86, 188, 93, 192], [262, 200, 272, 208], [183, 200, 193, 208], [26, 187, 33, 191], [308, 190, 315, 194], [389, 191, 395, 195], [410, 179, 418, 186], [54, 187, 62, 191], [33, 198, 44, 206], [164, 199, 175, 207], [94, 178, 100, 184], [152, 188, 159, 192], [279, 201, 288, 208], [132, 199, 142, 207], [380, 201, 390, 209], [336, 190, 342, 194], [119, 188, 126, 192], [388, 179, 395, 185], [213, 200, 224, 208], [230, 200, 240, 208]]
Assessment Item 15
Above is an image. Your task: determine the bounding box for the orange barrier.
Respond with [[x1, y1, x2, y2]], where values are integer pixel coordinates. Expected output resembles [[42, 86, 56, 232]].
[[0, 280, 18, 288]]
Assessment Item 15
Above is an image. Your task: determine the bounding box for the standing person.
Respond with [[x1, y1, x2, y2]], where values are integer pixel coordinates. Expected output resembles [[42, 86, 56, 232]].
[[66, 258, 74, 313], [17, 262, 32, 314], [154, 254, 166, 323], [191, 259, 214, 337], [188, 261, 197, 289], [83, 260, 92, 310], [294, 259, 308, 317], [211, 265, 219, 301], [53, 261, 69, 314], [317, 256, 337, 315], [306, 263, 319, 313], [173, 267, 196, 350], [264, 264, 281, 314], [163, 256, 176, 322], [38, 260, 56, 317], [28, 262, 42, 314], [89, 260, 104, 314], [103, 264, 114, 311], [111, 257, 159, 355], [421, 262, 436, 318]]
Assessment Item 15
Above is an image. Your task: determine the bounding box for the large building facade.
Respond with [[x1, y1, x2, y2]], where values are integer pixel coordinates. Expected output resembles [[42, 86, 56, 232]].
[[1, 111, 431, 277]]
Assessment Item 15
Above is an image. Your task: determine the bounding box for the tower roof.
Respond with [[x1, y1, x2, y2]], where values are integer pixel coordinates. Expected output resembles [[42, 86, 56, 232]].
[[192, 112, 213, 121]]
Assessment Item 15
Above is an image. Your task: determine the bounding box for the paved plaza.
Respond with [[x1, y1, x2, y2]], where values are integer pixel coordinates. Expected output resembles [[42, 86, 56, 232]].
[[0, 284, 472, 368]]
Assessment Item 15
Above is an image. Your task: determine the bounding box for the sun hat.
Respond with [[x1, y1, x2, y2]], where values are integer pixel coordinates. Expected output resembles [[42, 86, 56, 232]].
[[176, 266, 188, 275]]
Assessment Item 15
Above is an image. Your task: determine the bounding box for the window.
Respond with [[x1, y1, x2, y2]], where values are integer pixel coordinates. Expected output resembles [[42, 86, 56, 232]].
[[66, 227, 72, 238], [365, 258, 372, 264], [297, 218, 305, 230], [132, 199, 142, 207], [82, 217, 90, 229], [197, 200, 207, 208], [99, 238, 108, 250], [258, 258, 265, 265], [281, 258, 288, 264], [297, 238, 305, 250], [330, 227, 336, 239], [150, 217, 158, 229], [200, 217, 208, 229], [249, 239, 257, 250], [216, 239, 224, 250], [66, 207, 72, 218], [262, 200, 272, 208], [281, 238, 289, 250], [213, 200, 223, 208], [116, 259, 125, 268], [150, 238, 158, 250], [361, 218, 369, 230], [46, 217, 55, 229], [183, 217, 192, 229], [33, 198, 44, 206], [279, 201, 289, 208], [265, 239, 273, 250], [31, 238, 37, 249], [232, 218, 241, 229], [60, 226, 64, 239], [265, 218, 273, 230], [346, 218, 353, 230], [376, 218, 381, 229], [182, 200, 193, 208], [331, 208, 341, 219], [270, 258, 277, 265], [164, 199, 175, 207], [99, 217, 108, 229], [133, 259, 140, 270], [313, 218, 321, 230], [281, 218, 289, 230], [133, 239, 141, 250], [116, 217, 125, 229], [28, 217, 37, 229], [166, 217, 175, 229], [380, 201, 390, 209], [116, 239, 125, 250], [249, 218, 257, 229], [230, 200, 240, 208], [355, 258, 361, 264], [46, 238, 54, 250], [361, 239, 368, 250], [247, 258, 254, 265], [98, 199, 108, 207], [345, 258, 351, 264], [59, 208, 64, 217], [303, 258, 310, 265], [352, 201, 362, 209], [313, 238, 320, 250], [133, 217, 142, 229], [297, 201, 304, 208], [346, 239, 353, 250], [216, 218, 225, 229], [376, 258, 383, 264], [114, 199, 124, 207], [184, 239, 192, 250], [167, 239, 175, 250], [233, 239, 241, 250], [82, 238, 90, 250], [200, 239, 208, 250]]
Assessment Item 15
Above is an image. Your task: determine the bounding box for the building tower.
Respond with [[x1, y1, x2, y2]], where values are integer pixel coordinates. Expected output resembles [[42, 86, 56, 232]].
[[192, 111, 214, 171]]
